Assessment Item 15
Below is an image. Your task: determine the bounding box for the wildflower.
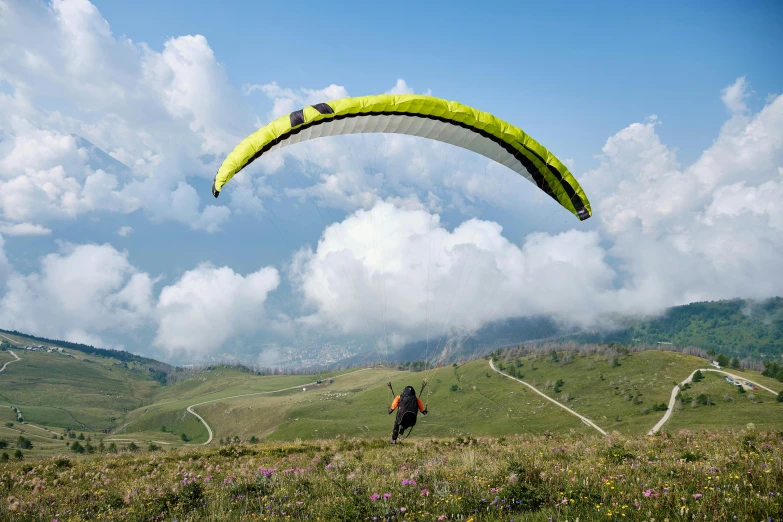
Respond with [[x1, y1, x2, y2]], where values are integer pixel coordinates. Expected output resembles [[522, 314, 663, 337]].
[[384, 493, 391, 500], [693, 493, 703, 499], [400, 507, 406, 512], [421, 489, 429, 496], [370, 494, 381, 501]]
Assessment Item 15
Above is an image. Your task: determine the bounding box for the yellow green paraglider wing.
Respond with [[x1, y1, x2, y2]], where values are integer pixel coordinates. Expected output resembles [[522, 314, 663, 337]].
[[212, 94, 591, 221]]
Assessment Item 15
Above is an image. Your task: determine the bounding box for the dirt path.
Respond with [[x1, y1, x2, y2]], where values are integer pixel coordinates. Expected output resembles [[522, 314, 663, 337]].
[[0, 349, 20, 374], [186, 367, 375, 445], [489, 359, 607, 435], [648, 368, 780, 435], [0, 333, 21, 344]]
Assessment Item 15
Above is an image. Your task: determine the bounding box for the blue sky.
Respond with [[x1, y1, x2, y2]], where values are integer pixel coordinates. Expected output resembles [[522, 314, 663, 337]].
[[91, 0, 783, 167], [1, 0, 782, 366]]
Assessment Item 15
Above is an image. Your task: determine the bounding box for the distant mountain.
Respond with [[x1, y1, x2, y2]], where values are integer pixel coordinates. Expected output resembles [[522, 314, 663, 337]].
[[341, 297, 783, 367], [573, 297, 783, 360], [72, 135, 131, 175], [336, 315, 570, 368]]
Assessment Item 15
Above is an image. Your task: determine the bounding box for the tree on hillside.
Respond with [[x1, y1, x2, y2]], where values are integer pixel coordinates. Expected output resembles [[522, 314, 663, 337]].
[[14, 449, 23, 460], [716, 354, 730, 367], [17, 436, 32, 450], [777, 392, 783, 403], [692, 370, 704, 382], [730, 357, 740, 369]]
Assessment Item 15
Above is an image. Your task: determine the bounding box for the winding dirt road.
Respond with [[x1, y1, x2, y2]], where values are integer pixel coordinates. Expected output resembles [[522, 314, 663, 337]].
[[489, 359, 607, 435], [648, 368, 780, 435], [186, 367, 375, 445], [0, 349, 20, 374], [0, 332, 23, 374]]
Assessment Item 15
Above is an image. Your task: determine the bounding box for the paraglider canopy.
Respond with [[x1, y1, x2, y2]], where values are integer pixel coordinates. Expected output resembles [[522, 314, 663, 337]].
[[212, 94, 591, 222]]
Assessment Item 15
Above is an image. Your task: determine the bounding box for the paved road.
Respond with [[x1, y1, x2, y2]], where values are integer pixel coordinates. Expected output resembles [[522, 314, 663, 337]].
[[489, 359, 607, 435], [186, 367, 374, 445], [648, 368, 780, 435]]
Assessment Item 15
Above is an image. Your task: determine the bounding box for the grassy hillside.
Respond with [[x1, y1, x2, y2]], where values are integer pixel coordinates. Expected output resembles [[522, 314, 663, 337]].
[[2, 324, 782, 464], [493, 349, 707, 434], [0, 344, 163, 431], [117, 369, 348, 444], [667, 370, 782, 432], [576, 297, 783, 359], [492, 348, 782, 433], [0, 328, 169, 370], [1, 431, 780, 521], [122, 362, 595, 445], [123, 351, 781, 449]]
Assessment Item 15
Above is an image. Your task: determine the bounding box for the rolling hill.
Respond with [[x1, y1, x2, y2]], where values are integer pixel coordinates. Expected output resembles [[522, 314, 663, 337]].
[[572, 297, 783, 359], [365, 297, 783, 367], [1, 324, 782, 462]]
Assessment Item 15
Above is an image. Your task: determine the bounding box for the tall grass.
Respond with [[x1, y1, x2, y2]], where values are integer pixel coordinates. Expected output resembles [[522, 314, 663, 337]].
[[1, 429, 780, 521]]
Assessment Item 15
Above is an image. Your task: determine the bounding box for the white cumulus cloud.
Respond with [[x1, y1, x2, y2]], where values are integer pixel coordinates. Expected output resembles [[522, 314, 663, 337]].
[[0, 242, 155, 345], [154, 263, 281, 355], [0, 0, 251, 233], [290, 200, 615, 347], [0, 222, 51, 236]]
